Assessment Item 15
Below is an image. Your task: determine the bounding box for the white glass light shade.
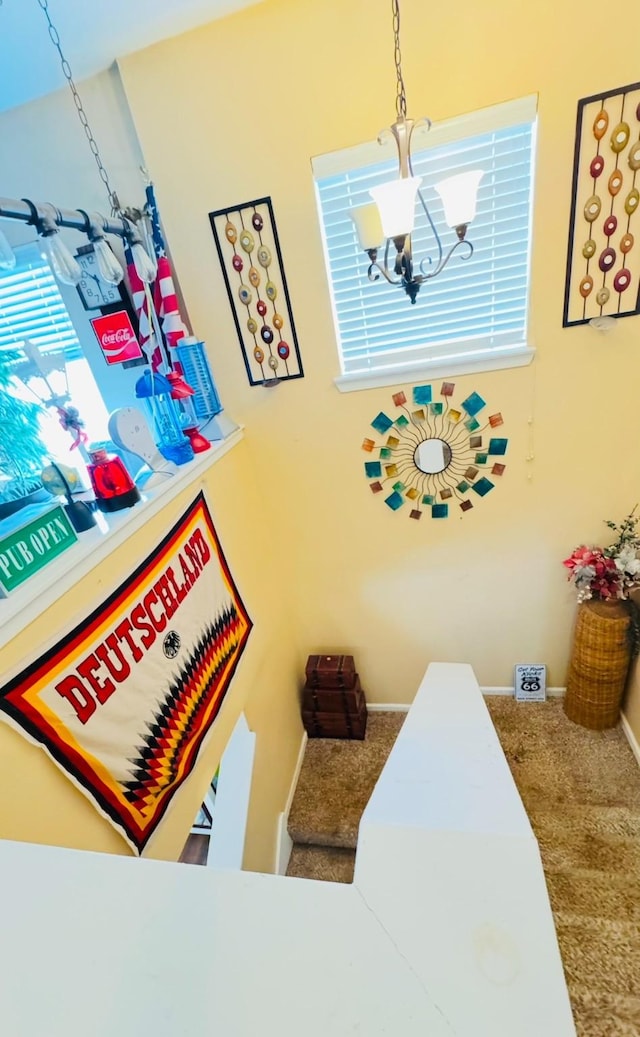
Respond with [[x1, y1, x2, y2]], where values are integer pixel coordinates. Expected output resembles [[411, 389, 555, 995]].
[[349, 204, 384, 251], [434, 170, 484, 228], [40, 232, 82, 286], [93, 237, 124, 285], [0, 228, 16, 270], [131, 240, 157, 284], [369, 176, 422, 239]]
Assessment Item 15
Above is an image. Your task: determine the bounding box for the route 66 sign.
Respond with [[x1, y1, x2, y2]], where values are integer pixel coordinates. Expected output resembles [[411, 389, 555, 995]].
[[515, 664, 546, 702]]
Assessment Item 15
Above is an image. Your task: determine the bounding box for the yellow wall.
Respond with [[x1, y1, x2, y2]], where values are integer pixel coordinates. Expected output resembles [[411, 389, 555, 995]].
[[0, 442, 304, 869], [117, 0, 640, 709], [0, 65, 304, 869]]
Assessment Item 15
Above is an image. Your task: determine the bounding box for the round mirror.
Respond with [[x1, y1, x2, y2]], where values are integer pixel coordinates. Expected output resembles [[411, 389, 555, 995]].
[[414, 438, 452, 474]]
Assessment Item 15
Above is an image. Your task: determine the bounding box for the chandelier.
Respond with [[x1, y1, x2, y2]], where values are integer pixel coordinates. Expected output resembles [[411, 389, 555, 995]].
[[350, 0, 484, 304]]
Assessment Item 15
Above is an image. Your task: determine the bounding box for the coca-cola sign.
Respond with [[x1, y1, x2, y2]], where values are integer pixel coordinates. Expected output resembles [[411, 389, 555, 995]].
[[90, 310, 143, 365]]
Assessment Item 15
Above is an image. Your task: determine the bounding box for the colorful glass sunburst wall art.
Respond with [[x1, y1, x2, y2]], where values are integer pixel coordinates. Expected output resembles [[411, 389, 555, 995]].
[[362, 383, 508, 520], [209, 197, 304, 386], [563, 81, 640, 326]]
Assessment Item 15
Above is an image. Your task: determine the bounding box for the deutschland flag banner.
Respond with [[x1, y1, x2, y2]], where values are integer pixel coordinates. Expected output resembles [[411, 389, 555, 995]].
[[0, 493, 252, 854]]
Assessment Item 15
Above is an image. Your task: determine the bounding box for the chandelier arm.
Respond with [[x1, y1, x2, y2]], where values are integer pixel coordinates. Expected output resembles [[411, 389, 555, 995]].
[[416, 188, 444, 271], [418, 238, 474, 280], [367, 258, 402, 286]]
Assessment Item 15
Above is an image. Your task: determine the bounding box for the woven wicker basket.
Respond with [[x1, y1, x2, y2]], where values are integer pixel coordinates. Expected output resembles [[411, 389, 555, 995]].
[[564, 599, 632, 730]]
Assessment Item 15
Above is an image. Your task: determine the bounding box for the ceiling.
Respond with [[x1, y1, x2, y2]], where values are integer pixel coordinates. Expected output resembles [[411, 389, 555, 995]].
[[0, 0, 265, 113]]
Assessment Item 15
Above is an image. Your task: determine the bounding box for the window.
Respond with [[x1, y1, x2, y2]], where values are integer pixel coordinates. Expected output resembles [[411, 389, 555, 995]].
[[313, 96, 537, 390], [0, 241, 153, 509]]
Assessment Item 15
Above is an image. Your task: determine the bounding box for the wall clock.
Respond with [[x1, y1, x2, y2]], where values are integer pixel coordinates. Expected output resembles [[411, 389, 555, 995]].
[[75, 246, 126, 311]]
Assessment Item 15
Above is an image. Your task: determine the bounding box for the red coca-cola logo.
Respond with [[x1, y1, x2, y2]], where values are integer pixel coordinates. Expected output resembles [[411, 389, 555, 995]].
[[101, 328, 131, 346], [90, 311, 143, 365]]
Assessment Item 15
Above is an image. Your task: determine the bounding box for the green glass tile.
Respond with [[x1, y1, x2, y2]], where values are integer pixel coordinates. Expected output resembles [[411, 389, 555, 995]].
[[461, 391, 486, 416], [385, 491, 404, 511], [430, 402, 444, 415], [475, 453, 488, 465], [395, 414, 409, 427], [422, 494, 434, 505], [393, 481, 406, 492], [431, 503, 449, 518], [413, 384, 432, 405], [465, 417, 480, 432], [457, 481, 470, 493], [379, 447, 392, 459], [472, 477, 494, 497], [372, 411, 393, 434]]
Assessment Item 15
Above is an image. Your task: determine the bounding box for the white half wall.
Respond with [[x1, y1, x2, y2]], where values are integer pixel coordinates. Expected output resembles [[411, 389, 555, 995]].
[[0, 663, 575, 1036], [207, 712, 255, 870], [355, 663, 575, 1036]]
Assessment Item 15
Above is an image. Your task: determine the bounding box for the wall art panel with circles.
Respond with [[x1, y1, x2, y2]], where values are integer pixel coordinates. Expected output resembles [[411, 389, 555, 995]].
[[564, 81, 640, 326], [209, 197, 304, 386]]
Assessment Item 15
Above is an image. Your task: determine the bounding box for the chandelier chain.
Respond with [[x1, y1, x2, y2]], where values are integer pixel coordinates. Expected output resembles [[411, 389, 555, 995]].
[[392, 0, 407, 121], [36, 0, 121, 215]]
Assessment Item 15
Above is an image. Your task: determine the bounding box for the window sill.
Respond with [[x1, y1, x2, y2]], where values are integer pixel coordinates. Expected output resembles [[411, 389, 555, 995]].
[[0, 425, 244, 652], [334, 346, 536, 394]]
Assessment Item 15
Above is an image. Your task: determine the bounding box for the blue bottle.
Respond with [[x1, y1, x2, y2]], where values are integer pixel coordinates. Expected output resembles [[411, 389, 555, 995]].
[[134, 369, 194, 466]]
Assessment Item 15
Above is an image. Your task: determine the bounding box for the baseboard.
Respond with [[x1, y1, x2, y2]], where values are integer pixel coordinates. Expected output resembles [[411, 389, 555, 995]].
[[621, 712, 640, 769], [481, 686, 566, 699], [274, 729, 308, 875], [366, 702, 410, 712], [367, 689, 566, 711]]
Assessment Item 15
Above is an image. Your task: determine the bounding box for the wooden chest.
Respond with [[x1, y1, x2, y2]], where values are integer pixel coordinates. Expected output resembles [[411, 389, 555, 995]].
[[305, 654, 357, 689], [302, 696, 368, 740], [302, 675, 363, 713]]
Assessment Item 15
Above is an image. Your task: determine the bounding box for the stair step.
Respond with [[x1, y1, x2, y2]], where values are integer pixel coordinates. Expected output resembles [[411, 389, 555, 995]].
[[530, 804, 640, 841], [545, 868, 640, 923], [555, 913, 640, 999], [288, 712, 405, 849], [286, 844, 355, 884], [529, 806, 640, 875], [568, 985, 640, 1037]]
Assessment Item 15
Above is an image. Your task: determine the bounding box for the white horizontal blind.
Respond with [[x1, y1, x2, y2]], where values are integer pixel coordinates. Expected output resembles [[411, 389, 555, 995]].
[[315, 116, 535, 376], [0, 243, 81, 365]]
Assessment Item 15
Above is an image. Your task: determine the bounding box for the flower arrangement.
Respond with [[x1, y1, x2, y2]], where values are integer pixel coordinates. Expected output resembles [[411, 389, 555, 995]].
[[563, 508, 640, 603]]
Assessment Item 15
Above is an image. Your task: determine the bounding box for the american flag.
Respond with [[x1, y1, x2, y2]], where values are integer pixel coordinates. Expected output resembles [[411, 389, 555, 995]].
[[147, 184, 186, 353], [125, 183, 186, 372]]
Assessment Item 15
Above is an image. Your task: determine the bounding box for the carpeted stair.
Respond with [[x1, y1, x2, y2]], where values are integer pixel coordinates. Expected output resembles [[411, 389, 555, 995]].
[[485, 697, 640, 1036], [287, 695, 640, 1035], [286, 712, 404, 882]]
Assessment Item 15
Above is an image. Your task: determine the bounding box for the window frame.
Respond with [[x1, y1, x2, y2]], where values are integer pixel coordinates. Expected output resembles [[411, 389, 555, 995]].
[[312, 96, 538, 393]]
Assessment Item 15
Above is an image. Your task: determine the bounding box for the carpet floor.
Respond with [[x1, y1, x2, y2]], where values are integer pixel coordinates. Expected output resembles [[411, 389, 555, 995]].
[[286, 697, 640, 1036]]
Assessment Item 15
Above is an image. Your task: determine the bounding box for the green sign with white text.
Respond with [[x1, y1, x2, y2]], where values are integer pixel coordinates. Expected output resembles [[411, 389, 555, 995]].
[[0, 505, 78, 595]]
